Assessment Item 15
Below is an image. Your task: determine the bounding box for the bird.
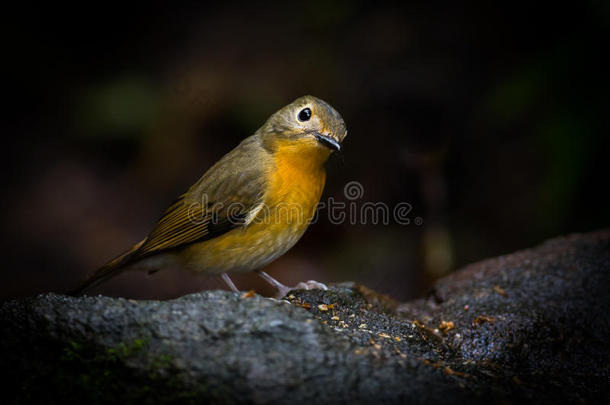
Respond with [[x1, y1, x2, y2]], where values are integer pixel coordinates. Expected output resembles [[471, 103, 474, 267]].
[[71, 95, 347, 297]]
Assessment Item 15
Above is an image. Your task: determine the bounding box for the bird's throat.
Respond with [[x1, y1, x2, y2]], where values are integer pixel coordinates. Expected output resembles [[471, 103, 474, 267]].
[[267, 139, 328, 212], [271, 138, 331, 169]]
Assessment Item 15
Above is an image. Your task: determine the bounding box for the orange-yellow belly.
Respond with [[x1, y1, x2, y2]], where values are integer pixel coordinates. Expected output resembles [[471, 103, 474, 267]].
[[180, 140, 327, 274]]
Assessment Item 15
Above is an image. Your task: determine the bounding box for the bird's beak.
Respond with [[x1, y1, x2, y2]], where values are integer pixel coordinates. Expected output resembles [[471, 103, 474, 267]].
[[314, 133, 341, 152]]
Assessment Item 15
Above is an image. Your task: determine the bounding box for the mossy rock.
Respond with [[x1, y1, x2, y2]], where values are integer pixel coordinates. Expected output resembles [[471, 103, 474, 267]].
[[1, 230, 609, 404]]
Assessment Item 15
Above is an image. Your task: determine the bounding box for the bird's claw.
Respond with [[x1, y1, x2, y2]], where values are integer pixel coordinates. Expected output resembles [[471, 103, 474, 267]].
[[293, 280, 329, 291], [274, 280, 328, 299]]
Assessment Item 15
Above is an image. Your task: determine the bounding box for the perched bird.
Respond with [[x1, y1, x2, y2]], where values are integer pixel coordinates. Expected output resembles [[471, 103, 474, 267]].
[[71, 95, 347, 297]]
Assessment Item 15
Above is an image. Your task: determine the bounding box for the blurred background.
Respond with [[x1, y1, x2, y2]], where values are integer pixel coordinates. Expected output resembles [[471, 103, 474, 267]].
[[2, 2, 608, 300]]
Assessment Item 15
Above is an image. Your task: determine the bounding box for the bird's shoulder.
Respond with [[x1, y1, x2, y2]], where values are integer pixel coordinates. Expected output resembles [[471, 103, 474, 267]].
[[135, 135, 273, 257], [187, 134, 273, 205]]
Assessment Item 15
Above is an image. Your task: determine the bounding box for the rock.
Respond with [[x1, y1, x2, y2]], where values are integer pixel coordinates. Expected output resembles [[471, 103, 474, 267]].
[[1, 230, 609, 404]]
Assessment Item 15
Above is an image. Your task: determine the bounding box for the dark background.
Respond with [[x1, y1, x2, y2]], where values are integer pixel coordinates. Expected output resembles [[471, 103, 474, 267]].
[[3, 2, 608, 300]]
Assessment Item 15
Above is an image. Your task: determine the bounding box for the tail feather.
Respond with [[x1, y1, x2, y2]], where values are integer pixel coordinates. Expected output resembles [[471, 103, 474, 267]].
[[69, 239, 146, 296]]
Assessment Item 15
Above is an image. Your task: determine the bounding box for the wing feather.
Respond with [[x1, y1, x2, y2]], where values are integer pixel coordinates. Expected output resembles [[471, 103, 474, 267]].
[[132, 136, 269, 259]]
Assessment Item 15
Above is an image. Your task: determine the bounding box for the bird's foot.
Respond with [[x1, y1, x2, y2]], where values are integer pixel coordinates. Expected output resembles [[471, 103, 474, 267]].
[[273, 280, 328, 299], [292, 280, 329, 291], [255, 270, 328, 299]]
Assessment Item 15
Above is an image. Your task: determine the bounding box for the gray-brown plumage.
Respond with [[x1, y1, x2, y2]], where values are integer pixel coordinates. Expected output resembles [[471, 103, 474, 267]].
[[71, 95, 347, 296]]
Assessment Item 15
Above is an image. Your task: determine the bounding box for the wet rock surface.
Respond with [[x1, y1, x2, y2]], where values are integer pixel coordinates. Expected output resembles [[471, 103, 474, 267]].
[[1, 230, 609, 404]]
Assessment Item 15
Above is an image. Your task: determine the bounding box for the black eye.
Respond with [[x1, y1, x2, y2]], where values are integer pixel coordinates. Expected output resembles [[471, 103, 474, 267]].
[[298, 108, 312, 121]]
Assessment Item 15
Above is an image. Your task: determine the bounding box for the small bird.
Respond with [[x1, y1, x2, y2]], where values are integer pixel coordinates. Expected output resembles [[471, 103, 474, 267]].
[[71, 95, 347, 297]]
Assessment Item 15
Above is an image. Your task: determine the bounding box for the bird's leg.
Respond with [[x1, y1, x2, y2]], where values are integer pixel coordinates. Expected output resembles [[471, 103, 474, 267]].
[[221, 273, 239, 292], [255, 270, 328, 299], [256, 270, 291, 298]]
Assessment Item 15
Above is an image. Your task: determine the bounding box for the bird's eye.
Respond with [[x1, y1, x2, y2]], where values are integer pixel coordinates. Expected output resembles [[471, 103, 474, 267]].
[[298, 108, 312, 122]]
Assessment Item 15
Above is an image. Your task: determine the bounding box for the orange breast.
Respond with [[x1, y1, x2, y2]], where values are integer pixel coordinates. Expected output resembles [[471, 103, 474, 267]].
[[180, 138, 328, 274], [265, 138, 328, 224]]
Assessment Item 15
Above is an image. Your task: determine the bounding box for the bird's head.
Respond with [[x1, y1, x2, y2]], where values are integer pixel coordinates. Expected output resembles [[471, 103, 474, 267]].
[[259, 95, 347, 163]]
